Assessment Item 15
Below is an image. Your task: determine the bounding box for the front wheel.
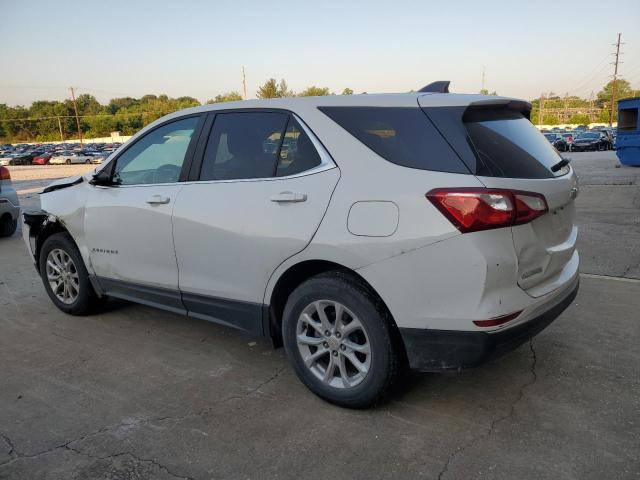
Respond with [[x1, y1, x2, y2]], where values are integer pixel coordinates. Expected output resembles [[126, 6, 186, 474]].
[[282, 272, 400, 408], [65, 159, 71, 165], [39, 232, 103, 315]]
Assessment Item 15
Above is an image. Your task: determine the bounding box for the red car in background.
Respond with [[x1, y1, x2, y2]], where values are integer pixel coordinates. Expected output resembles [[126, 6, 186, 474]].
[[32, 153, 52, 165]]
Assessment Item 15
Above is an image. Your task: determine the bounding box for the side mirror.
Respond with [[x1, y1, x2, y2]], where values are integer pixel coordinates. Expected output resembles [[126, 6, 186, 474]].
[[89, 168, 112, 186]]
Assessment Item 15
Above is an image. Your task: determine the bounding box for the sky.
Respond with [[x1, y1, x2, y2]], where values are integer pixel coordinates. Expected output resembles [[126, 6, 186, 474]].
[[1, 0, 639, 106]]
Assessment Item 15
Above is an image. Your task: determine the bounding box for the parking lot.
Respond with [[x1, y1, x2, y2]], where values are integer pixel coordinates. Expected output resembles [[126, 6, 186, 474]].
[[0, 151, 639, 479]]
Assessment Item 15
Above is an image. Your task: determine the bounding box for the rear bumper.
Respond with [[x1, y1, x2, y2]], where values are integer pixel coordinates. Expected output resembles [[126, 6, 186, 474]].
[[399, 279, 579, 372]]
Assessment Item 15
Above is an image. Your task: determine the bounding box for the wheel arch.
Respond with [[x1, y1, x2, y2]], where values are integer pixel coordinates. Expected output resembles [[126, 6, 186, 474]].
[[24, 211, 76, 273], [266, 259, 406, 363]]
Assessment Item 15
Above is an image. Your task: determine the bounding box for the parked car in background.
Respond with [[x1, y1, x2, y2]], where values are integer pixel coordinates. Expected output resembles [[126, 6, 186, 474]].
[[6, 151, 40, 165], [0, 166, 20, 237], [0, 154, 14, 167], [593, 129, 614, 150], [23, 90, 580, 407], [560, 132, 575, 150], [50, 151, 75, 165], [572, 132, 609, 151], [32, 153, 53, 165], [544, 133, 569, 152]]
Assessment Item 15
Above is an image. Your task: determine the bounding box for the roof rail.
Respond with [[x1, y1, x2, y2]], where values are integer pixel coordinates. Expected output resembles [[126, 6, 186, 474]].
[[418, 81, 450, 93]]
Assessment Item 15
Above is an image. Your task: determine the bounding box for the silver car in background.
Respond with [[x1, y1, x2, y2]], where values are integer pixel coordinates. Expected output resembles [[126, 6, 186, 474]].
[[0, 166, 20, 237]]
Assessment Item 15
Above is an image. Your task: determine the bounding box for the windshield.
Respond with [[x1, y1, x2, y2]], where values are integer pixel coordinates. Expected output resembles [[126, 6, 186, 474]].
[[578, 133, 598, 139]]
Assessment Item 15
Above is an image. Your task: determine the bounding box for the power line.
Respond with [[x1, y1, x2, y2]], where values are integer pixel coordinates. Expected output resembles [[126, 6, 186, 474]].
[[0, 111, 168, 123], [566, 54, 611, 94]]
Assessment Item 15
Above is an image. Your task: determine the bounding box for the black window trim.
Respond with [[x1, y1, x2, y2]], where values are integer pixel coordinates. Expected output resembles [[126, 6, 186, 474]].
[[97, 113, 206, 187], [186, 107, 336, 184]]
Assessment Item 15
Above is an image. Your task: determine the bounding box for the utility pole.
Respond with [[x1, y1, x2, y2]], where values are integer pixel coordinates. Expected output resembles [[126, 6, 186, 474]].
[[589, 91, 595, 124], [539, 93, 544, 127], [56, 116, 64, 143], [609, 33, 623, 126], [563, 93, 569, 124], [69, 87, 83, 145], [481, 65, 486, 92], [242, 66, 247, 100]]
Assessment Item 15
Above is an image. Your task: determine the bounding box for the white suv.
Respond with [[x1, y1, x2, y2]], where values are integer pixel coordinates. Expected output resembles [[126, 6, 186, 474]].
[[22, 88, 579, 407]]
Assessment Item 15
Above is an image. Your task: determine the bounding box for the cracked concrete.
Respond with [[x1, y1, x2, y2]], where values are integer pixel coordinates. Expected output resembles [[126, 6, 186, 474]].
[[437, 340, 539, 480], [1, 151, 639, 479]]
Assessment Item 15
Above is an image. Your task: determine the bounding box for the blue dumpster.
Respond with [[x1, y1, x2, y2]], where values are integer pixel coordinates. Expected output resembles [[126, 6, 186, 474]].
[[616, 97, 640, 166]]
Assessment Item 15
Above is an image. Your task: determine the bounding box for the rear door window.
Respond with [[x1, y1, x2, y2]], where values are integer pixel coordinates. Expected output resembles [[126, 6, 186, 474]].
[[200, 112, 288, 181], [319, 107, 469, 174]]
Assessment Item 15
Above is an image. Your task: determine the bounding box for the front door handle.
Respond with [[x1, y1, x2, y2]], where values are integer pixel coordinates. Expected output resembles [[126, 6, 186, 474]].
[[146, 194, 170, 205], [270, 191, 307, 203]]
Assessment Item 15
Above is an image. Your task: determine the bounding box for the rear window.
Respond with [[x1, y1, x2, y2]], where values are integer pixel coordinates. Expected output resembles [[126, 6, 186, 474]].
[[319, 107, 469, 174], [463, 109, 562, 179]]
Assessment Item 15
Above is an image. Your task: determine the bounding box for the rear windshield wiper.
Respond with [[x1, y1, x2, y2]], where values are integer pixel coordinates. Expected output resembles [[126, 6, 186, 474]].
[[550, 157, 570, 173]]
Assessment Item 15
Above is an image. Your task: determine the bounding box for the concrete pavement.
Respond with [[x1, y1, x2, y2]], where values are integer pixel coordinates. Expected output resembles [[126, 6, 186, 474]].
[[0, 152, 638, 479]]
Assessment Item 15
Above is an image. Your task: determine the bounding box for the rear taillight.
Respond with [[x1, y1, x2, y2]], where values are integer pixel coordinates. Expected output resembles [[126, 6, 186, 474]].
[[426, 188, 548, 233], [0, 166, 10, 180]]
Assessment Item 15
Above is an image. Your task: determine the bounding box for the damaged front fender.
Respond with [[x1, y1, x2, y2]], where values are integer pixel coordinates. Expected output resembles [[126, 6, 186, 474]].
[[22, 210, 66, 271]]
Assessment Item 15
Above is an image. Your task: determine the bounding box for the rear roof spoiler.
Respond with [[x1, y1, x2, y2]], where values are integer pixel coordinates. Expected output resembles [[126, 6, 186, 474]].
[[464, 99, 532, 121], [418, 81, 450, 93]]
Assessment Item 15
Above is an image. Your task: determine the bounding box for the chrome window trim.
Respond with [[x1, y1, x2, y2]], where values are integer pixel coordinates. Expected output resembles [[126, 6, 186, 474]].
[[186, 112, 337, 185]]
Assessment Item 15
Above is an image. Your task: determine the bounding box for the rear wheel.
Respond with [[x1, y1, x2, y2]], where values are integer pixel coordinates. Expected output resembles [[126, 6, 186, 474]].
[[282, 272, 400, 408], [0, 214, 17, 237], [65, 159, 71, 165], [39, 232, 103, 315]]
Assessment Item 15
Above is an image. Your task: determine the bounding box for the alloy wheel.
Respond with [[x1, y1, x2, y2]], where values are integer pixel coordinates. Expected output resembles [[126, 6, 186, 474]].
[[296, 300, 372, 389], [46, 248, 80, 304]]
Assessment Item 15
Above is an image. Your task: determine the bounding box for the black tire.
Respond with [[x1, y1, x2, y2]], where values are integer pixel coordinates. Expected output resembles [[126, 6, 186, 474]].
[[282, 271, 400, 408], [0, 215, 17, 237], [39, 232, 103, 315], [65, 159, 71, 165]]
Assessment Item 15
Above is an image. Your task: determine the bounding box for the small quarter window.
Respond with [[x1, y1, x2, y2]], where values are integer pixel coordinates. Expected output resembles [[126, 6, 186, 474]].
[[320, 107, 469, 174], [276, 117, 322, 177]]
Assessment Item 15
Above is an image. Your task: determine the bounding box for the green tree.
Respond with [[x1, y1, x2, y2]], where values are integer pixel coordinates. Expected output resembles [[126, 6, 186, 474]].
[[597, 79, 636, 107], [256, 78, 294, 98], [568, 114, 591, 125], [342, 88, 354, 95], [298, 86, 332, 97], [207, 92, 243, 103], [256, 78, 279, 98], [278, 79, 294, 97]]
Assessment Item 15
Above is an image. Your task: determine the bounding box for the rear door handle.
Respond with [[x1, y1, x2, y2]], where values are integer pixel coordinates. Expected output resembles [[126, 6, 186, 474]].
[[270, 191, 307, 203], [146, 194, 170, 205]]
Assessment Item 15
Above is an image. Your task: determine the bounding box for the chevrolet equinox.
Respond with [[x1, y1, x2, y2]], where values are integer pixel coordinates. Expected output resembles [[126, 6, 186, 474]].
[[23, 84, 579, 407]]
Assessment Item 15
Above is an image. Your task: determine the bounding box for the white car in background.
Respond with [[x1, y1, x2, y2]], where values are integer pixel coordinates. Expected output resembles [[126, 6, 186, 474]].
[[50, 151, 93, 165], [22, 84, 580, 407]]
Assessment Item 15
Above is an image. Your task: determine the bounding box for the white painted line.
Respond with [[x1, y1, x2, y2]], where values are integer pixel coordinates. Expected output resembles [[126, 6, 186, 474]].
[[580, 273, 640, 284]]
